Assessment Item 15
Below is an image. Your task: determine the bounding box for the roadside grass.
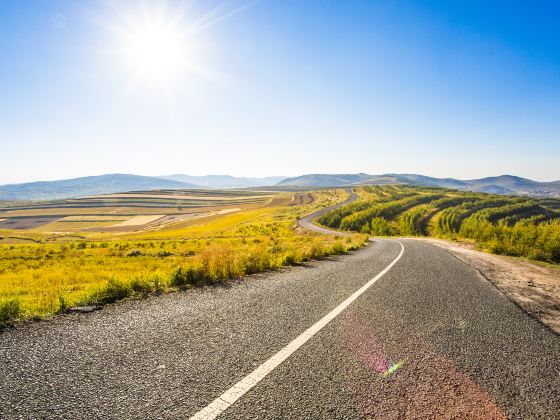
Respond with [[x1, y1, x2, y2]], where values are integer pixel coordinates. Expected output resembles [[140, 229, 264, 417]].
[[0, 189, 366, 327]]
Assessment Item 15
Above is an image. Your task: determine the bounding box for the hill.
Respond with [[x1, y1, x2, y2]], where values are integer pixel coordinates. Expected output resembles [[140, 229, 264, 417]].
[[275, 173, 373, 187], [277, 173, 560, 197], [0, 174, 200, 200], [159, 174, 286, 188]]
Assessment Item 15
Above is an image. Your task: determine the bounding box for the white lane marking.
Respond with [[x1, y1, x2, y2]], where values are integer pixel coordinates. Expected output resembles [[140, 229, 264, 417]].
[[190, 241, 405, 420]]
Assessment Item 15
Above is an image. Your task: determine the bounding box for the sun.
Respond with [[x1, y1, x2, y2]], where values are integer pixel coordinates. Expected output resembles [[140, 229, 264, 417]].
[[115, 9, 194, 89], [101, 2, 246, 94], [124, 22, 185, 81]]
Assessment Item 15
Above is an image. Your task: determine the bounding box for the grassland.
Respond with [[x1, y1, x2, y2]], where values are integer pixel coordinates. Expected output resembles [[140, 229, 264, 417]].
[[317, 185, 560, 264], [0, 189, 366, 326]]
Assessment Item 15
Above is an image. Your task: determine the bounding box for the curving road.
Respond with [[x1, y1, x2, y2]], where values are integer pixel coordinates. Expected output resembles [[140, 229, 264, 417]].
[[298, 188, 358, 236], [1, 195, 560, 418]]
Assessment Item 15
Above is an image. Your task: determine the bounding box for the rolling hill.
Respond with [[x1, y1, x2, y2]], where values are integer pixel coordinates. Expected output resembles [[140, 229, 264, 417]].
[[3, 172, 559, 201], [0, 174, 200, 201], [275, 173, 374, 187], [277, 173, 560, 197]]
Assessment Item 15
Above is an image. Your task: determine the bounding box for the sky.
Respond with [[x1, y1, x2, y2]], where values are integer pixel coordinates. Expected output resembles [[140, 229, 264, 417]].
[[1, 0, 559, 184]]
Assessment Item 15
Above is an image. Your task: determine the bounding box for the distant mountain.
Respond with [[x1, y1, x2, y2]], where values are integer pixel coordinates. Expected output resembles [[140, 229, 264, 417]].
[[466, 175, 535, 188], [0, 174, 200, 201], [277, 173, 560, 197], [3, 172, 558, 201], [160, 174, 286, 188], [275, 173, 373, 187]]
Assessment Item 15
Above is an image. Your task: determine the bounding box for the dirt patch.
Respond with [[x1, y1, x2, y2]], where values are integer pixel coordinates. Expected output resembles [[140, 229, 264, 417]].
[[216, 207, 241, 214], [288, 192, 315, 206], [420, 238, 560, 334], [111, 215, 165, 227]]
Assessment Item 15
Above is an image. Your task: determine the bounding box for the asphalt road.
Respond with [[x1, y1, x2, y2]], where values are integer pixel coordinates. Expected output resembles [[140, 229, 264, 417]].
[[2, 198, 560, 418], [297, 188, 358, 236]]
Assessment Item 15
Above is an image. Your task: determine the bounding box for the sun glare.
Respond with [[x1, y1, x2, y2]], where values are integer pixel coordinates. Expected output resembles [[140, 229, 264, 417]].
[[103, 2, 243, 95], [116, 9, 193, 90], [125, 23, 184, 80]]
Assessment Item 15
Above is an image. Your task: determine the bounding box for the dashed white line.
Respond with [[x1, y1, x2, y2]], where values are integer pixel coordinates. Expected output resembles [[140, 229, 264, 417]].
[[190, 241, 405, 420]]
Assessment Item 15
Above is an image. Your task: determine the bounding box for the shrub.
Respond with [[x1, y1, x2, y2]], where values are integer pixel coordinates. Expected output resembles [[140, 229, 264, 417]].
[[308, 241, 326, 260], [92, 278, 132, 305], [0, 299, 21, 328], [126, 249, 143, 257], [169, 265, 210, 288], [129, 277, 154, 296], [156, 250, 173, 258], [282, 250, 303, 266], [329, 241, 346, 255]]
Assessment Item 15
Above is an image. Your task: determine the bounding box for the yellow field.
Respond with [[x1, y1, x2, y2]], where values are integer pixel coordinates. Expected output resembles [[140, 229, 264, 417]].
[[0, 189, 367, 325]]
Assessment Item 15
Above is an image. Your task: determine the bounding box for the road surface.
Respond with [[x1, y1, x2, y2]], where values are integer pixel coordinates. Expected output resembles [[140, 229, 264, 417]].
[[1, 197, 559, 419]]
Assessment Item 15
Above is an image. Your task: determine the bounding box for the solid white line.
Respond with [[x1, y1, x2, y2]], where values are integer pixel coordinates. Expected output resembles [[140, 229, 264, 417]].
[[190, 241, 405, 420]]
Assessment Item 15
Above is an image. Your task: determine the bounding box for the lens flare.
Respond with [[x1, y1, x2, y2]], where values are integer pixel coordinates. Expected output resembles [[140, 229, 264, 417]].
[[339, 313, 405, 380]]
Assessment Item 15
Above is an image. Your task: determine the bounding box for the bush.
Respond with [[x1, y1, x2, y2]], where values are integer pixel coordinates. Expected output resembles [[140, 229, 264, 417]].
[[169, 265, 210, 288], [126, 249, 143, 257], [0, 299, 21, 328], [129, 277, 154, 296], [282, 250, 303, 266], [308, 241, 326, 260], [91, 278, 132, 305], [156, 250, 173, 258], [329, 241, 346, 255]]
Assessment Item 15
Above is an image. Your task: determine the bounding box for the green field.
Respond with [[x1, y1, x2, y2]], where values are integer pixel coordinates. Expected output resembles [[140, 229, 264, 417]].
[[0, 189, 367, 326], [318, 185, 560, 263]]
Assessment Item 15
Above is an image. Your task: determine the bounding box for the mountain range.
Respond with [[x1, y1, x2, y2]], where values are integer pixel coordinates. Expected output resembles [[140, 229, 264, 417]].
[[277, 173, 560, 196], [0, 173, 559, 201], [159, 174, 286, 189], [0, 174, 199, 201]]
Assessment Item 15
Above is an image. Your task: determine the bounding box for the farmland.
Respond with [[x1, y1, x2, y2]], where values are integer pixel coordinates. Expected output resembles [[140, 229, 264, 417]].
[[0, 189, 366, 325], [318, 185, 560, 263]]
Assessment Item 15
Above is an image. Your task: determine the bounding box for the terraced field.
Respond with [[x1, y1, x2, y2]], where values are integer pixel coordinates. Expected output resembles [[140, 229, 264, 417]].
[[318, 185, 560, 263], [0, 189, 276, 238]]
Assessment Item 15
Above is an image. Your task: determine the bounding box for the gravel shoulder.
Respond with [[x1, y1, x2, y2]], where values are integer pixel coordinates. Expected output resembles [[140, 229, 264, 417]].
[[419, 238, 560, 334]]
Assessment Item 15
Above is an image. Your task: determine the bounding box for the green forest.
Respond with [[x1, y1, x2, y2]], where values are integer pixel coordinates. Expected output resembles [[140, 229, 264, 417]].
[[317, 185, 560, 264]]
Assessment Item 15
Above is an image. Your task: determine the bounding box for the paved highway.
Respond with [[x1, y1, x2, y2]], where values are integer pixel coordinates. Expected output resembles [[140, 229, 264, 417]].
[[1, 194, 559, 418], [297, 188, 358, 236]]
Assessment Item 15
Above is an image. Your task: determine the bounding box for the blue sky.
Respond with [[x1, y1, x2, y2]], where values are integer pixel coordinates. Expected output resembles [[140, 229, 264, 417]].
[[1, 0, 559, 184]]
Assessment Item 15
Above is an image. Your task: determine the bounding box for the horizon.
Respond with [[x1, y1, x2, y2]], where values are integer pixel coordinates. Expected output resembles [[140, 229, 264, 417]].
[[2, 171, 560, 187], [2, 1, 560, 184]]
